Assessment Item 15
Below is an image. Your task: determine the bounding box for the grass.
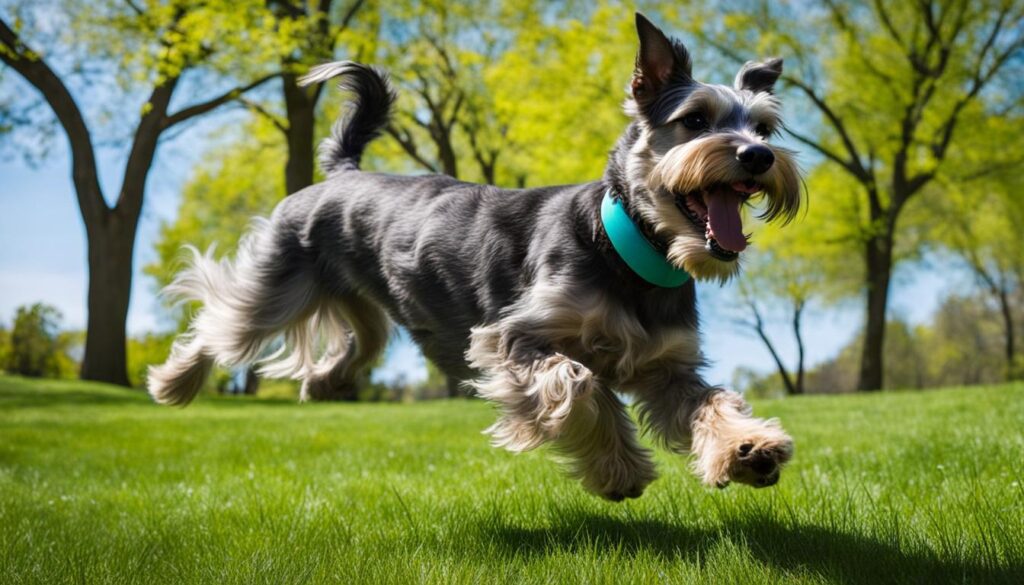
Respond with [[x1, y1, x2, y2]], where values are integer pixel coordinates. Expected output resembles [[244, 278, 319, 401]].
[[1, 375, 1022, 584]]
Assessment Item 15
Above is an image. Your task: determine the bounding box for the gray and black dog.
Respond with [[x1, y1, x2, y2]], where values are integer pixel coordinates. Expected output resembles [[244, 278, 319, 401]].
[[150, 13, 803, 500]]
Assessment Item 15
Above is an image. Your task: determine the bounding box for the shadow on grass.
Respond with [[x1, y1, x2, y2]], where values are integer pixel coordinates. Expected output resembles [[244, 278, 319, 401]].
[[489, 511, 1022, 584]]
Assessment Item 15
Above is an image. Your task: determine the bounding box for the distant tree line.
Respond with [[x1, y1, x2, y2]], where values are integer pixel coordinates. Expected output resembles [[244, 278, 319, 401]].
[[736, 289, 1023, 398]]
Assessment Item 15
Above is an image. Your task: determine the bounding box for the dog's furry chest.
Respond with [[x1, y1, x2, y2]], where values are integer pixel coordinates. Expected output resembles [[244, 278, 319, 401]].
[[549, 290, 701, 385]]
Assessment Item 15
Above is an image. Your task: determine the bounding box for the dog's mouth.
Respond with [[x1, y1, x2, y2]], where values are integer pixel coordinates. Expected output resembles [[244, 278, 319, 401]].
[[675, 180, 761, 261]]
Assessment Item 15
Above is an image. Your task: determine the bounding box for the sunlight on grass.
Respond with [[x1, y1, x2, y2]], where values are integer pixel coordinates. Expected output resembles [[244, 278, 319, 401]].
[[1, 376, 1022, 583]]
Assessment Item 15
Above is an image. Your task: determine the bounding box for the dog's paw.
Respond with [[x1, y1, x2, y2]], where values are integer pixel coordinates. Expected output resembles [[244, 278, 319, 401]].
[[720, 428, 793, 489], [578, 451, 658, 502], [603, 485, 646, 502]]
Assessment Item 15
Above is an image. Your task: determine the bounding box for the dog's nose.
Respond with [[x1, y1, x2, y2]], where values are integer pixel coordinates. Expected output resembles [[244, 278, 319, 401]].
[[736, 144, 774, 175]]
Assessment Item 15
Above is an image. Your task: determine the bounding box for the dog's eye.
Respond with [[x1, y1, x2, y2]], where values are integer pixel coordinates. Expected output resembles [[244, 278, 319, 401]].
[[681, 113, 709, 131], [755, 123, 773, 138]]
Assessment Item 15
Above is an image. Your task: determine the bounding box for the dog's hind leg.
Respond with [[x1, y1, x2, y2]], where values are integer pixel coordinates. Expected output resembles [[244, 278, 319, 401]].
[[467, 326, 656, 500], [148, 219, 318, 405], [294, 294, 391, 401]]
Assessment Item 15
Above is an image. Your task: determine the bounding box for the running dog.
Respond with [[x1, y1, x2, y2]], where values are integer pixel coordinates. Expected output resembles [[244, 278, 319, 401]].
[[150, 13, 802, 501]]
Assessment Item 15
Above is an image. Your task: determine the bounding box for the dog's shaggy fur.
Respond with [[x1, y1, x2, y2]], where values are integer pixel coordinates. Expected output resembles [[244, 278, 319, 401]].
[[149, 14, 802, 500]]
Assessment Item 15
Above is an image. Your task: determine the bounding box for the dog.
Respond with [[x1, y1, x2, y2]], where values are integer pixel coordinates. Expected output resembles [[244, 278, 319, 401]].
[[149, 13, 802, 501]]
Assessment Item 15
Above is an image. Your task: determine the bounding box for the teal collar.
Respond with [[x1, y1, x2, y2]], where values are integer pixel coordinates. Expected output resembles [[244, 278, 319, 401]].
[[600, 190, 690, 288]]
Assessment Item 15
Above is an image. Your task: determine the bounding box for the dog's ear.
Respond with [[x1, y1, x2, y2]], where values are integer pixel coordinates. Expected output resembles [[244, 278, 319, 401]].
[[632, 13, 692, 102], [734, 58, 784, 93]]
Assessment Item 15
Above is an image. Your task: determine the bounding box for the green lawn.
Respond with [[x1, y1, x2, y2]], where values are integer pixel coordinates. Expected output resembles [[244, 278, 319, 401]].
[[1, 376, 1022, 584]]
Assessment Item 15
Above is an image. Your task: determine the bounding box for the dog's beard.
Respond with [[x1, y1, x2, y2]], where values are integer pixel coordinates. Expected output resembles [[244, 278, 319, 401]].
[[640, 133, 801, 283]]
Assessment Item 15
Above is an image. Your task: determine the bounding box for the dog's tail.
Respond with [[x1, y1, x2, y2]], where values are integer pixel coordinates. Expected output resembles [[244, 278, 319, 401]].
[[299, 61, 397, 175]]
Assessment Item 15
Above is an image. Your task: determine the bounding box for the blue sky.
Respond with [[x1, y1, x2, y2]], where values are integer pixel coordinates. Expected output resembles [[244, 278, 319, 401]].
[[0, 103, 962, 389]]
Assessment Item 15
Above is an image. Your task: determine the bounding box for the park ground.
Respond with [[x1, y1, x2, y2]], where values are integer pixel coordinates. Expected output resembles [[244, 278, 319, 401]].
[[1, 376, 1022, 584]]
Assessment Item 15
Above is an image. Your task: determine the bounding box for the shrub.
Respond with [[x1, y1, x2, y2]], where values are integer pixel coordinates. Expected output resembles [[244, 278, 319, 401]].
[[3, 303, 75, 378]]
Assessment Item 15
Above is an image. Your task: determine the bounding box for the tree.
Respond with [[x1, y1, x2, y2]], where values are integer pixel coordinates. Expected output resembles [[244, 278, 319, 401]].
[[735, 264, 810, 396], [484, 2, 643, 187], [755, 295, 1010, 393], [4, 303, 75, 378], [373, 0, 518, 184], [173, 0, 368, 395], [248, 0, 368, 194], [919, 294, 1007, 386], [731, 165, 862, 395], [373, 0, 644, 188], [0, 1, 279, 385], [686, 0, 1024, 390], [925, 114, 1024, 380]]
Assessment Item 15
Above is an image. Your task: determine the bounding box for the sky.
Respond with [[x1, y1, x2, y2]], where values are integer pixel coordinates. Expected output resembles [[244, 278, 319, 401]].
[[0, 90, 964, 390]]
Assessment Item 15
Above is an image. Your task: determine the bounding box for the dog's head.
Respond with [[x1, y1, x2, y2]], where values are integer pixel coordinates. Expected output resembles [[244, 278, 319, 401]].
[[621, 13, 802, 282]]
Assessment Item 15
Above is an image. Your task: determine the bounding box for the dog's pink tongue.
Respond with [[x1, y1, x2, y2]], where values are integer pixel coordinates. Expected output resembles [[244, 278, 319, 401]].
[[707, 190, 748, 252]]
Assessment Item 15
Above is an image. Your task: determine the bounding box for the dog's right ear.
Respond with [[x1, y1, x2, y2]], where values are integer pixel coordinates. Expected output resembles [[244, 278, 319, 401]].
[[632, 13, 692, 103], [735, 58, 784, 93]]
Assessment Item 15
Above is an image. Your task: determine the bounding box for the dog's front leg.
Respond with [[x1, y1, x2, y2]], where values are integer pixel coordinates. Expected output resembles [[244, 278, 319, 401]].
[[468, 327, 656, 500], [632, 372, 793, 489]]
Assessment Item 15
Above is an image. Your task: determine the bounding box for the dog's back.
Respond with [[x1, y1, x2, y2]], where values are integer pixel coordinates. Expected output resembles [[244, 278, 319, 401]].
[[275, 168, 596, 382], [149, 62, 598, 401]]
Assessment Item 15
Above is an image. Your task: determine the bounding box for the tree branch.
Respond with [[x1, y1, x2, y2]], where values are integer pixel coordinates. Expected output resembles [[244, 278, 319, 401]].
[[238, 97, 288, 134], [907, 8, 1024, 192], [460, 115, 500, 185], [743, 299, 797, 396], [116, 78, 180, 214], [783, 75, 872, 184], [266, 0, 304, 19], [125, 0, 146, 17], [872, 0, 905, 48], [161, 73, 280, 130], [337, 0, 366, 31], [384, 124, 438, 173], [951, 157, 1024, 183], [784, 127, 868, 183], [823, 0, 897, 87], [0, 18, 106, 220]]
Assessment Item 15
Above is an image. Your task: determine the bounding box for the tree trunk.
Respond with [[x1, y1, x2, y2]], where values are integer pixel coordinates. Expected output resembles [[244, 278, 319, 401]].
[[232, 76, 319, 397], [792, 301, 806, 395], [858, 232, 893, 391], [80, 213, 136, 386], [481, 161, 495, 185], [446, 375, 462, 398], [242, 367, 260, 395], [997, 288, 1017, 380], [437, 128, 458, 178], [282, 74, 317, 194]]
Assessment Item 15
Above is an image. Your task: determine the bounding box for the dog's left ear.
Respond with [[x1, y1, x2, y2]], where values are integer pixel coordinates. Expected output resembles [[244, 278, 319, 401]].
[[633, 13, 692, 103], [734, 58, 784, 93]]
